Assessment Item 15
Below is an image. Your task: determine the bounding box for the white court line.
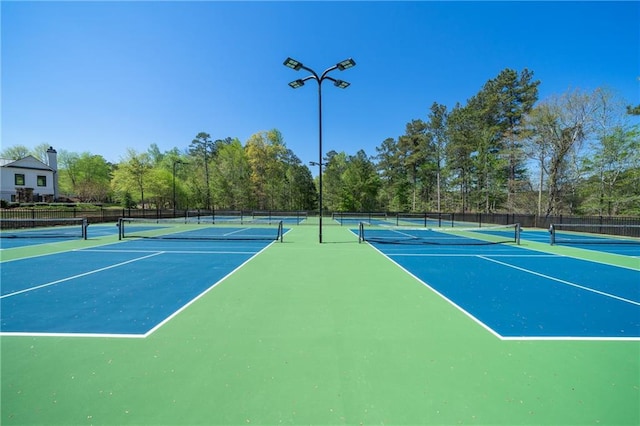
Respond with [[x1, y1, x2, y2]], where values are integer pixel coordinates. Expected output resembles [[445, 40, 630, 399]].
[[223, 228, 252, 236], [0, 331, 147, 339], [77, 248, 257, 255], [141, 239, 277, 337], [389, 253, 558, 257], [365, 244, 503, 340], [0, 252, 164, 299], [361, 240, 640, 341], [0, 234, 285, 338], [477, 255, 640, 306]]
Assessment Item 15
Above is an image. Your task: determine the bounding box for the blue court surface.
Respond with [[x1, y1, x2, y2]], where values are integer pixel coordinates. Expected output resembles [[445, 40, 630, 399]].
[[0, 224, 120, 249], [358, 229, 639, 340], [520, 228, 640, 256], [0, 236, 281, 337]]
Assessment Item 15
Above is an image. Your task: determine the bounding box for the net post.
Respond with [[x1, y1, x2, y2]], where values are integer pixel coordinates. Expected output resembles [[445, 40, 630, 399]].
[[278, 220, 284, 242], [515, 223, 521, 245], [358, 222, 365, 243], [549, 224, 555, 245], [82, 218, 88, 240], [118, 217, 123, 240]]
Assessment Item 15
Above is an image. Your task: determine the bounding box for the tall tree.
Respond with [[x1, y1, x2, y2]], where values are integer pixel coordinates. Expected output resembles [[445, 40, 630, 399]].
[[398, 119, 430, 211], [189, 132, 216, 210], [211, 138, 251, 210], [147, 143, 165, 165], [58, 152, 112, 202], [473, 68, 540, 212], [525, 89, 600, 215], [426, 102, 449, 212], [0, 144, 31, 160], [375, 137, 410, 211], [282, 149, 316, 211], [31, 143, 53, 164], [111, 149, 152, 208], [445, 103, 477, 212], [341, 150, 381, 211], [245, 130, 288, 210], [322, 150, 349, 212], [581, 126, 639, 214], [627, 105, 640, 115]]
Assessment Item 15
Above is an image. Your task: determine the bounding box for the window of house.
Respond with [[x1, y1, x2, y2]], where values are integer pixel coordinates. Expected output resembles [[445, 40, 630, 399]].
[[37, 175, 47, 186], [15, 174, 25, 185]]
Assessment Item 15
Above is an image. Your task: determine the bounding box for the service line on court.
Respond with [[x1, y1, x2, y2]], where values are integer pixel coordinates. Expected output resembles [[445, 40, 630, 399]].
[[78, 248, 257, 255], [476, 255, 640, 307], [0, 252, 165, 299], [388, 253, 557, 257]]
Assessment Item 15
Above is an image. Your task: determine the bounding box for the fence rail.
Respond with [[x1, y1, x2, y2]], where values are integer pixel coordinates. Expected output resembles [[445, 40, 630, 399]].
[[1, 208, 639, 237]]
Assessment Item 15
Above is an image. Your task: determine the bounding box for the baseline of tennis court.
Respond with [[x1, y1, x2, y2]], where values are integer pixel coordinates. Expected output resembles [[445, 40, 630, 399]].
[[357, 231, 639, 340], [0, 236, 281, 337]]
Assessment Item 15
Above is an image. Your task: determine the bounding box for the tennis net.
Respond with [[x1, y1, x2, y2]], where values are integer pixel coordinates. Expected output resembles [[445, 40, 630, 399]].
[[333, 212, 389, 225], [118, 217, 284, 242], [395, 212, 454, 227], [549, 223, 640, 245], [359, 222, 521, 245], [183, 210, 307, 225], [0, 217, 88, 239]]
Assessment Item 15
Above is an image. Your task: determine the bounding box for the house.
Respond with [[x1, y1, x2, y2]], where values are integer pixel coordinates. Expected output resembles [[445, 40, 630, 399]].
[[0, 147, 58, 203]]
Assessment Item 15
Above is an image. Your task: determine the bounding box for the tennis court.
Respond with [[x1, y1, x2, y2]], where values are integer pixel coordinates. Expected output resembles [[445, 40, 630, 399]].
[[357, 225, 639, 339], [0, 218, 89, 249], [1, 219, 639, 425], [1, 221, 287, 336]]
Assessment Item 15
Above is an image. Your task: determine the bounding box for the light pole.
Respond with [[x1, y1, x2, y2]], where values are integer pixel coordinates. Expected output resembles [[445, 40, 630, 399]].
[[172, 159, 185, 217], [284, 57, 356, 243]]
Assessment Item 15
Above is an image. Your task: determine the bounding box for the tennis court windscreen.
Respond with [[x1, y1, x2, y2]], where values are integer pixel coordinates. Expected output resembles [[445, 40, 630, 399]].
[[549, 223, 640, 245], [359, 223, 520, 245], [118, 218, 284, 242], [0, 218, 88, 239]]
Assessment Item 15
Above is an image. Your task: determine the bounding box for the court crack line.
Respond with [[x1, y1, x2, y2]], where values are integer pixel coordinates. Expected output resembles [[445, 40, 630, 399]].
[[0, 252, 165, 299], [477, 255, 640, 306]]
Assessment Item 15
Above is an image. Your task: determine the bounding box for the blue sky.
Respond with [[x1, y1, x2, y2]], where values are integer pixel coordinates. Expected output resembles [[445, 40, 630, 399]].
[[2, 1, 639, 169]]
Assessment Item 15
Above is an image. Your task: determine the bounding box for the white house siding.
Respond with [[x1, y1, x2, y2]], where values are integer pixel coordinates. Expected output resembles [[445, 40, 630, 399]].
[[0, 156, 56, 202]]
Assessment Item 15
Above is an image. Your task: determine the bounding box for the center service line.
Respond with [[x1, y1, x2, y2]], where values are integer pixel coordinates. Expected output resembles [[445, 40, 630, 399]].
[[477, 255, 640, 306], [0, 252, 165, 299]]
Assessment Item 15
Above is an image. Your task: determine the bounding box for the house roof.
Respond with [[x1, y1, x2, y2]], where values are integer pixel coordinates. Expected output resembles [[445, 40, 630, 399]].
[[0, 155, 54, 172]]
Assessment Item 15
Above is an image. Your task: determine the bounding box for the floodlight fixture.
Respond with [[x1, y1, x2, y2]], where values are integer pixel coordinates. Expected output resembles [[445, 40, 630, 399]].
[[336, 58, 356, 71], [284, 57, 303, 71], [284, 56, 355, 243], [288, 79, 305, 89]]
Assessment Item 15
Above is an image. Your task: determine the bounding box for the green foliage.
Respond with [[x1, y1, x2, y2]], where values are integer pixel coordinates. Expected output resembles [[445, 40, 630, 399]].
[[121, 192, 136, 209], [110, 149, 153, 207], [0, 144, 31, 160], [212, 138, 251, 210], [58, 151, 112, 202], [627, 105, 640, 115]]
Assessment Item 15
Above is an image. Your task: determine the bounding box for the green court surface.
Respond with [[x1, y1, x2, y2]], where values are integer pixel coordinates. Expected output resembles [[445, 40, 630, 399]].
[[1, 220, 639, 425]]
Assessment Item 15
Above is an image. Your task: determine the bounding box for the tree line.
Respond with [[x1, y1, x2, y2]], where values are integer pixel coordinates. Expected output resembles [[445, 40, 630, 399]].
[[3, 68, 639, 216]]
